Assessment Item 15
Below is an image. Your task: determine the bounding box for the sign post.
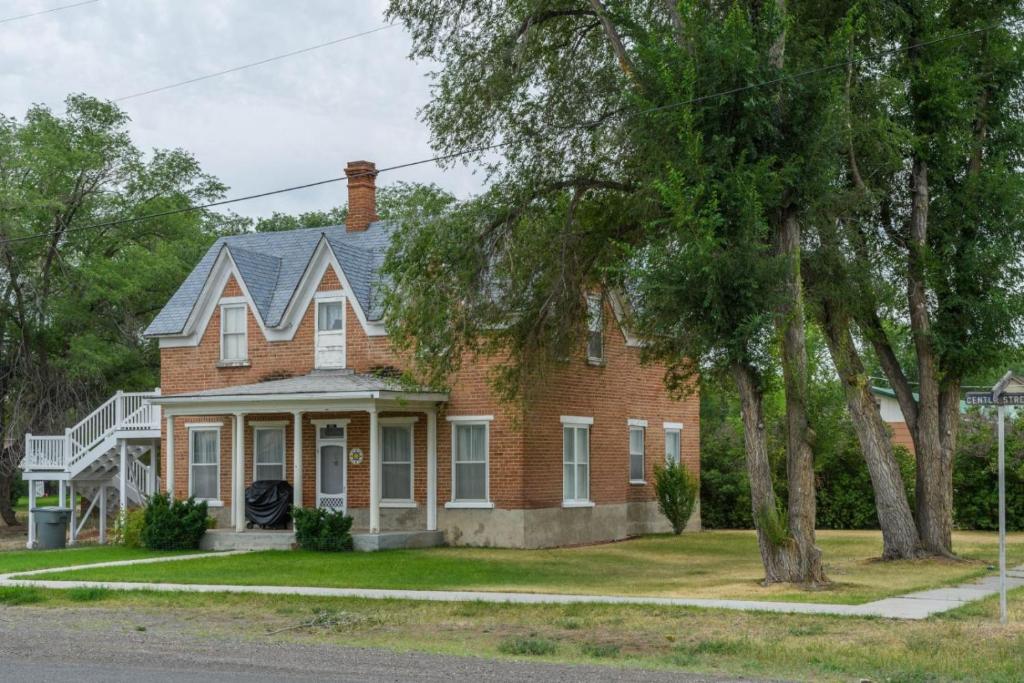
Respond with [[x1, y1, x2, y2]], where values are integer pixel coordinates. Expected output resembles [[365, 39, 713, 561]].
[[967, 371, 1024, 625]]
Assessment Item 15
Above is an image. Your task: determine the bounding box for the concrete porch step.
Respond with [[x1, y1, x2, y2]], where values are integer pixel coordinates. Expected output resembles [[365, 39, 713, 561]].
[[200, 529, 296, 551]]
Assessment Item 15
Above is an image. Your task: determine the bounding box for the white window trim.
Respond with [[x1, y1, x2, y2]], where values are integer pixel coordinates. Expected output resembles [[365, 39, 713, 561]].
[[249, 420, 288, 427], [379, 420, 415, 504], [446, 415, 495, 423], [450, 419, 491, 505], [629, 425, 646, 485], [188, 425, 221, 504], [664, 424, 683, 464], [314, 293, 347, 369], [219, 301, 248, 363], [311, 418, 352, 428], [562, 422, 591, 505], [252, 425, 286, 482], [663, 422, 684, 430]]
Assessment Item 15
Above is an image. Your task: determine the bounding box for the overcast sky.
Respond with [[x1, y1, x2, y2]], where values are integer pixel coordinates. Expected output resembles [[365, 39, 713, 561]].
[[0, 0, 486, 219]]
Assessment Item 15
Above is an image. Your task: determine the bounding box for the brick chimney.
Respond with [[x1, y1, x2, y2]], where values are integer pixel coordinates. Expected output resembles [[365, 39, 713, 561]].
[[345, 160, 379, 232]]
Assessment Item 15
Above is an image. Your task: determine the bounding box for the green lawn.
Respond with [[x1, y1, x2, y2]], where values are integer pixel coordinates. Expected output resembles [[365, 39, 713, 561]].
[[32, 530, 1024, 604], [13, 494, 59, 513], [0, 546, 192, 575]]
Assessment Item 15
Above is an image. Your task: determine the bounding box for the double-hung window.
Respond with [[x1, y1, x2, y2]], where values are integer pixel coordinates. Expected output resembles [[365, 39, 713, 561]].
[[381, 419, 415, 503], [628, 420, 646, 483], [561, 417, 592, 505], [451, 419, 489, 503], [315, 294, 346, 369], [253, 426, 286, 481], [189, 427, 220, 501], [586, 293, 604, 363], [664, 422, 682, 465], [220, 302, 247, 362]]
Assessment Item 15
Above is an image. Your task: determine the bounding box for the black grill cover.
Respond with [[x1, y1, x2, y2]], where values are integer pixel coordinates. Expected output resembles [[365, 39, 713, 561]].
[[245, 480, 293, 528]]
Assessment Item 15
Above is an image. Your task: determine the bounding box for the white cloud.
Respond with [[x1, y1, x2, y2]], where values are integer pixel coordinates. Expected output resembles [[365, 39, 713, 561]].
[[0, 0, 486, 219]]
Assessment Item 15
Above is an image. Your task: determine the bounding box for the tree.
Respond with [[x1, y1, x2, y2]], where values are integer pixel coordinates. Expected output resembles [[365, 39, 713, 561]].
[[833, 2, 1024, 556], [384, 0, 842, 583], [0, 95, 232, 525]]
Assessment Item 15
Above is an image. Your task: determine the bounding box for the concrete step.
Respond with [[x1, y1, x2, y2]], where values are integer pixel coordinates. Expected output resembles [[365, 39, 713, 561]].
[[199, 529, 296, 551]]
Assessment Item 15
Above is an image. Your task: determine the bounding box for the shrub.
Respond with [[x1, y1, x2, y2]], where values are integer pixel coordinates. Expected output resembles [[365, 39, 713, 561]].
[[141, 493, 209, 550], [112, 507, 147, 548], [653, 461, 699, 534], [292, 506, 353, 551], [953, 412, 1024, 531]]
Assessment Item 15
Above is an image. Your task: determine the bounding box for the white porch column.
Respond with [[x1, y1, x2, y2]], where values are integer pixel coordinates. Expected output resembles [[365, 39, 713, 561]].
[[427, 407, 438, 532], [26, 480, 36, 548], [165, 415, 175, 499], [58, 479, 66, 508], [148, 438, 158, 494], [68, 482, 77, 545], [292, 410, 303, 508], [369, 406, 380, 534], [119, 439, 128, 512], [98, 485, 107, 544], [233, 413, 246, 532]]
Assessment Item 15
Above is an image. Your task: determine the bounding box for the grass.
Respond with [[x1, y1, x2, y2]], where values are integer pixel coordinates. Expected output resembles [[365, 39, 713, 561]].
[[13, 494, 59, 513], [0, 545, 192, 575], [6, 583, 1024, 681], [33, 530, 1024, 604]]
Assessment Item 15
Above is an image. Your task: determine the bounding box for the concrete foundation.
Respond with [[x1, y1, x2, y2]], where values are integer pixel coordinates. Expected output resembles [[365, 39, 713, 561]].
[[352, 530, 444, 552], [200, 529, 295, 551]]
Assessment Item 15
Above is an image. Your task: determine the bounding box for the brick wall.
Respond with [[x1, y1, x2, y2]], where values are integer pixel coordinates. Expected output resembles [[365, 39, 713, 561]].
[[159, 265, 699, 516]]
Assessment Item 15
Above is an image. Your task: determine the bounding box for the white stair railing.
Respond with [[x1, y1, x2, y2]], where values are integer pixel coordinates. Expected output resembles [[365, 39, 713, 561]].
[[23, 390, 160, 471], [126, 455, 152, 498]]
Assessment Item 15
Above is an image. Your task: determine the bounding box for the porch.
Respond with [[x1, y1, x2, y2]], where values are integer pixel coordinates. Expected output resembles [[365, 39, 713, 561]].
[[153, 370, 448, 547]]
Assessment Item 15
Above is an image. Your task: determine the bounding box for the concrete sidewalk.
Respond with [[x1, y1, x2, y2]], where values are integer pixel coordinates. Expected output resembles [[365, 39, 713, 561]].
[[2, 552, 1022, 620]]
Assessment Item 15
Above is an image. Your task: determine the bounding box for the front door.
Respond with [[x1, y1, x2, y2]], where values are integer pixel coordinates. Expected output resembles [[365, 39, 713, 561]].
[[316, 422, 346, 512]]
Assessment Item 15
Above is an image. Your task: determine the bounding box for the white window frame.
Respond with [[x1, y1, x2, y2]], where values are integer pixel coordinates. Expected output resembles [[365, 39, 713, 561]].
[[219, 299, 248, 362], [664, 422, 683, 465], [628, 419, 647, 484], [379, 416, 417, 507], [586, 293, 604, 364], [560, 416, 593, 507], [314, 291, 347, 369], [188, 425, 222, 504], [446, 415, 494, 508], [252, 424, 287, 482]]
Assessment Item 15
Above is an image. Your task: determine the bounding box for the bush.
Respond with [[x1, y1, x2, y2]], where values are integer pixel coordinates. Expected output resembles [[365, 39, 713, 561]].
[[954, 412, 1024, 531], [292, 506, 353, 551], [113, 507, 147, 548], [141, 493, 209, 550], [654, 461, 699, 534], [498, 636, 557, 656]]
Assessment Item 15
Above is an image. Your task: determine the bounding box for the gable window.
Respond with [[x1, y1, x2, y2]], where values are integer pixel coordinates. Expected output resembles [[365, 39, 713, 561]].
[[189, 426, 220, 501], [561, 416, 592, 505], [664, 422, 682, 465], [586, 293, 604, 363], [381, 419, 415, 503], [315, 294, 346, 369], [220, 302, 247, 362], [253, 425, 286, 481], [628, 421, 646, 483]]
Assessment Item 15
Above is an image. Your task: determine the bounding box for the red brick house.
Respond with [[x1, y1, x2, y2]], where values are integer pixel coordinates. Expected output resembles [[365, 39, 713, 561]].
[[22, 161, 700, 550]]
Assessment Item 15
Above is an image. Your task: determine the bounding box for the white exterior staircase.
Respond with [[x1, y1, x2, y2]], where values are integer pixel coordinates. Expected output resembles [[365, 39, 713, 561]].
[[20, 390, 162, 547]]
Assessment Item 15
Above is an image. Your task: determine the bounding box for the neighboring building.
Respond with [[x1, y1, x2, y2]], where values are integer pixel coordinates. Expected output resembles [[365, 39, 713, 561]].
[[22, 160, 700, 549], [871, 386, 917, 455]]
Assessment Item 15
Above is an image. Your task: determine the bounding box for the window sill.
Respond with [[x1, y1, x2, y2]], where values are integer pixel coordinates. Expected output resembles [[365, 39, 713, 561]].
[[629, 479, 647, 486], [445, 501, 494, 510], [216, 359, 250, 368], [586, 357, 606, 367], [561, 500, 595, 508], [380, 500, 417, 509], [197, 499, 224, 507]]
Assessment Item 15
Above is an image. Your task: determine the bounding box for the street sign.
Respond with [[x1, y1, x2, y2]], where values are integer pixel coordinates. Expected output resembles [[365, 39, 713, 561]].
[[965, 391, 1024, 406], [988, 371, 1024, 625]]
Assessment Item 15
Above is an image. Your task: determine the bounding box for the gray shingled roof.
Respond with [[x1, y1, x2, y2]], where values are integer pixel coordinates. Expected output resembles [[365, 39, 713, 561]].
[[144, 221, 395, 337], [157, 369, 438, 400]]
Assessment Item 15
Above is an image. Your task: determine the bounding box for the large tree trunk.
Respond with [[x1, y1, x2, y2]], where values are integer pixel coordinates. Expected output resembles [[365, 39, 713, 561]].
[[0, 469, 18, 526], [733, 363, 807, 584], [820, 301, 924, 559], [774, 212, 826, 585]]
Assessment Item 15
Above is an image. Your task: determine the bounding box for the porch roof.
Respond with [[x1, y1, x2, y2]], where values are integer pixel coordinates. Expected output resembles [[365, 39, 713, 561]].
[[152, 369, 447, 410]]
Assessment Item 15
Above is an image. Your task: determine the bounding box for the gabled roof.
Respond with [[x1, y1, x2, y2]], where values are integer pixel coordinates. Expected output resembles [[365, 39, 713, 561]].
[[144, 221, 394, 337]]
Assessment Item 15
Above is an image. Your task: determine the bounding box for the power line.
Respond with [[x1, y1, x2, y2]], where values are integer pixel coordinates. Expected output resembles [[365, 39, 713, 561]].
[[0, 0, 97, 25], [1, 22, 1001, 246], [114, 24, 396, 102]]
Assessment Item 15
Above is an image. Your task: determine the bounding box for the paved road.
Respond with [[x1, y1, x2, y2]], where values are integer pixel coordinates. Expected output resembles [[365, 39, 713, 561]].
[[0, 606, 772, 683]]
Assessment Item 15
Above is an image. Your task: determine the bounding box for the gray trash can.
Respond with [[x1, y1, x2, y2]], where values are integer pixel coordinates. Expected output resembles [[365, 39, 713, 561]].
[[32, 507, 72, 549]]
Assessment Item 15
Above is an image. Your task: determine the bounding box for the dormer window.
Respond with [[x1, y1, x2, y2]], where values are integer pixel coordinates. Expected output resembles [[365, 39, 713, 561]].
[[586, 293, 604, 363], [315, 293, 346, 369], [220, 302, 247, 362]]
